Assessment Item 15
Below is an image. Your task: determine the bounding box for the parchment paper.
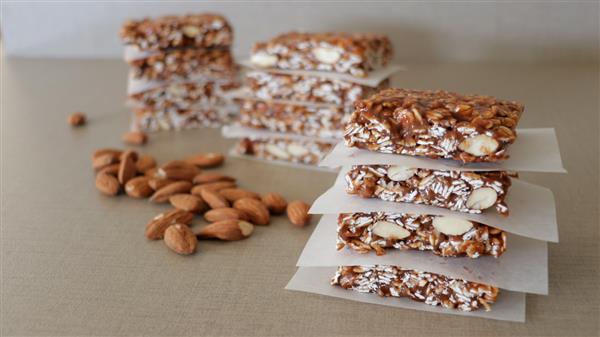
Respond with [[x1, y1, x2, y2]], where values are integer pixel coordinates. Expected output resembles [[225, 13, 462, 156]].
[[320, 128, 566, 173], [298, 214, 547, 294], [222, 124, 340, 143], [240, 60, 405, 87], [286, 267, 526, 322], [310, 172, 558, 242]]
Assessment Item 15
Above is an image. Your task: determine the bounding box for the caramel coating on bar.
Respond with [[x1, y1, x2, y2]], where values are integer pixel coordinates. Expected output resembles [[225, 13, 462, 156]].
[[345, 88, 524, 162], [332, 265, 499, 312], [337, 212, 506, 258]]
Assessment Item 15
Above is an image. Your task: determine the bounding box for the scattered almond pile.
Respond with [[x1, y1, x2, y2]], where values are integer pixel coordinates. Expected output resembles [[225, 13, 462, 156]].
[[92, 148, 312, 255]]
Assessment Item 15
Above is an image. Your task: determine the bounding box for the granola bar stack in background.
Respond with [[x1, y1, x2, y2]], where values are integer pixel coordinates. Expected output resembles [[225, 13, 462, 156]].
[[222, 32, 398, 166], [288, 88, 566, 321], [120, 13, 239, 132]]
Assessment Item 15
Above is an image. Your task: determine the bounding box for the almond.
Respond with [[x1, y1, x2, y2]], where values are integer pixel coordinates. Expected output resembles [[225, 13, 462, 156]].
[[184, 152, 225, 168], [144, 167, 158, 178], [122, 131, 147, 145], [68, 112, 86, 126], [192, 172, 236, 184], [169, 193, 207, 213], [148, 178, 175, 190], [92, 153, 119, 171], [95, 172, 120, 196], [287, 201, 311, 227], [164, 224, 197, 255], [97, 163, 120, 176], [233, 198, 269, 226], [204, 208, 249, 222], [118, 150, 137, 185], [196, 220, 254, 241], [191, 181, 236, 195], [199, 189, 229, 209], [92, 148, 122, 162], [150, 181, 193, 203], [135, 154, 156, 173], [466, 187, 498, 210], [158, 160, 200, 181], [145, 208, 193, 240], [119, 150, 138, 162], [125, 176, 153, 198], [261, 192, 287, 214], [219, 188, 260, 202]]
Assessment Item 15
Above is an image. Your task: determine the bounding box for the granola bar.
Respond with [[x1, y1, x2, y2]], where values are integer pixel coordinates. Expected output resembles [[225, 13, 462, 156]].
[[344, 88, 524, 163], [337, 212, 506, 258], [120, 13, 233, 51], [345, 165, 512, 215], [246, 71, 389, 106], [132, 106, 232, 131], [129, 80, 238, 111], [237, 99, 350, 139], [236, 137, 334, 165], [332, 265, 499, 312], [128, 48, 235, 81], [250, 32, 393, 77]]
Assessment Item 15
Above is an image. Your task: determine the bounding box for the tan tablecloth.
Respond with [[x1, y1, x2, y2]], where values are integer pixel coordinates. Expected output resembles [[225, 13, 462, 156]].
[[1, 58, 598, 336]]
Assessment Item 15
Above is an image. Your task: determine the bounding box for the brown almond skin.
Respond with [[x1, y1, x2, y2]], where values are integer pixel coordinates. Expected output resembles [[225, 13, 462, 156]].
[[169, 194, 207, 213], [135, 154, 156, 173], [200, 189, 229, 209], [219, 188, 260, 202], [192, 172, 236, 185], [145, 167, 158, 178], [122, 131, 147, 145], [191, 181, 236, 196], [204, 208, 249, 222], [145, 209, 194, 240], [150, 181, 193, 203], [92, 153, 119, 171], [97, 163, 120, 176], [119, 150, 138, 162], [92, 148, 122, 161], [118, 150, 137, 185], [195, 220, 253, 241], [164, 224, 198, 255], [158, 166, 199, 181], [68, 112, 86, 126], [184, 153, 224, 168], [125, 176, 153, 198], [287, 201, 311, 227], [261, 192, 288, 214], [95, 172, 120, 196], [233, 198, 270, 226], [148, 178, 175, 190]]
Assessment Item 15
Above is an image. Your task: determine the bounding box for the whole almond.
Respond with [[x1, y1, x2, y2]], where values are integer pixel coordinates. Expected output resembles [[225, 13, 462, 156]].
[[193, 172, 236, 185], [148, 177, 175, 190], [118, 150, 137, 185], [158, 166, 199, 181], [92, 153, 119, 170], [196, 220, 254, 241], [92, 148, 122, 161], [125, 176, 153, 198], [191, 181, 236, 195], [233, 198, 270, 226], [169, 194, 207, 213], [119, 150, 138, 162], [261, 192, 288, 214], [200, 189, 229, 209], [135, 154, 156, 173], [95, 172, 120, 196], [204, 208, 249, 222], [161, 160, 196, 170], [97, 163, 120, 176], [122, 131, 147, 145], [145, 208, 194, 240], [150, 181, 193, 203], [219, 188, 260, 202], [145, 167, 158, 178], [164, 224, 197, 255], [287, 201, 311, 227], [68, 112, 86, 126], [185, 153, 225, 168]]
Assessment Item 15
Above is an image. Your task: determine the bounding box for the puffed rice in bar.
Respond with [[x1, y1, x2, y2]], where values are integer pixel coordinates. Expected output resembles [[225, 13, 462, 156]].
[[246, 71, 389, 106], [250, 32, 392, 77], [237, 99, 350, 139], [345, 165, 512, 215], [129, 80, 238, 111], [128, 48, 235, 81], [337, 212, 506, 258], [120, 13, 233, 51], [236, 137, 334, 165], [344, 88, 524, 163], [132, 106, 233, 131], [332, 265, 498, 312]]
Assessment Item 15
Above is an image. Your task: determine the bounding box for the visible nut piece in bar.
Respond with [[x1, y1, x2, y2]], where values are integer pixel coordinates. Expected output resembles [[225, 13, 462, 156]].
[[345, 165, 511, 215], [344, 88, 524, 163], [331, 265, 499, 311], [337, 212, 506, 258]]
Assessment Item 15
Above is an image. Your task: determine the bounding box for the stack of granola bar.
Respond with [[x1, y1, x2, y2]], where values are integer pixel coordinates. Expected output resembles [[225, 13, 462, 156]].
[[120, 13, 238, 131], [226, 32, 396, 166]]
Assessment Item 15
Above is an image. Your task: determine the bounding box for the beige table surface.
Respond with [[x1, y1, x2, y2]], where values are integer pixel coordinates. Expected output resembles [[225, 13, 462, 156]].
[[1, 57, 598, 337]]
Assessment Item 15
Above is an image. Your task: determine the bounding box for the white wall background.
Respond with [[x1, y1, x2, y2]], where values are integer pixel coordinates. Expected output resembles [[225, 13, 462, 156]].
[[1, 1, 598, 63]]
